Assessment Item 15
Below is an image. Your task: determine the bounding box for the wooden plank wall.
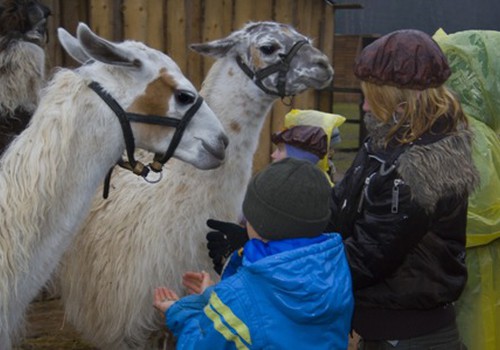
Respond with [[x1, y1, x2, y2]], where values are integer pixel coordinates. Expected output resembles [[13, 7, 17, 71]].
[[43, 0, 336, 172], [332, 35, 362, 103]]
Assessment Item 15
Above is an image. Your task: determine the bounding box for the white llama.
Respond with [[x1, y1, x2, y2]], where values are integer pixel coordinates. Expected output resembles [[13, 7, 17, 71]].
[[59, 21, 334, 349], [0, 0, 50, 155], [0, 22, 226, 349]]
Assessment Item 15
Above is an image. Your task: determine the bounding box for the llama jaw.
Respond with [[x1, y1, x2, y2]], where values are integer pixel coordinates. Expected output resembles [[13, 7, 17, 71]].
[[306, 72, 334, 90], [201, 136, 227, 161], [173, 136, 227, 170]]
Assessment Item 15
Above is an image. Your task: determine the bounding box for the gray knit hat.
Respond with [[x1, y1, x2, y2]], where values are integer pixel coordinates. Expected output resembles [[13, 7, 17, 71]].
[[242, 158, 331, 240]]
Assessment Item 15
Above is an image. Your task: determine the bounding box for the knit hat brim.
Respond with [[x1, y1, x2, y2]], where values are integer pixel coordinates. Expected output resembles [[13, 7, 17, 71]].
[[243, 185, 331, 240], [242, 158, 331, 240]]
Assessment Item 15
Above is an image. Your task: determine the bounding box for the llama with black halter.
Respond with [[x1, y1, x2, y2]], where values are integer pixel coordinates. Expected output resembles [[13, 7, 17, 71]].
[[0, 22, 226, 348]]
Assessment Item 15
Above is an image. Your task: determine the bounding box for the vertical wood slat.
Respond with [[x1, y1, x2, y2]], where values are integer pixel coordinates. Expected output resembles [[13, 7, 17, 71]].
[[221, 0, 234, 33], [59, 0, 86, 35], [59, 0, 89, 67], [111, 0, 123, 41], [45, 0, 62, 69], [233, 0, 254, 29], [122, 0, 147, 41], [251, 0, 273, 22], [89, 0, 115, 39], [318, 2, 335, 113], [274, 0, 294, 25], [310, 1, 326, 110], [185, 0, 204, 89], [166, 0, 187, 73], [146, 0, 165, 51], [200, 0, 226, 78]]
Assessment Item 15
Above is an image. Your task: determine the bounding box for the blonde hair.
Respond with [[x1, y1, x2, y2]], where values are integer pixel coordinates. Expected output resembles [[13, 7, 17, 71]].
[[361, 82, 467, 145]]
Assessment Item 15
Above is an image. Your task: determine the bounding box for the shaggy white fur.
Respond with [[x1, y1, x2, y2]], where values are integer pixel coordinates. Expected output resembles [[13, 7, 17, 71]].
[[0, 41, 45, 117], [59, 21, 333, 349], [0, 22, 225, 349], [0, 0, 50, 155]]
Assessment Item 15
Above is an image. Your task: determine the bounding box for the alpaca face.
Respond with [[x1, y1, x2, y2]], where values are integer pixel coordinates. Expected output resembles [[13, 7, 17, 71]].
[[58, 23, 228, 170], [0, 0, 51, 48], [191, 21, 334, 97]]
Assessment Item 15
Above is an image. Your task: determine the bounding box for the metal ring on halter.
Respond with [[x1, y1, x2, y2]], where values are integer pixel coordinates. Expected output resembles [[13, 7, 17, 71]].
[[281, 96, 294, 106], [144, 171, 163, 184]]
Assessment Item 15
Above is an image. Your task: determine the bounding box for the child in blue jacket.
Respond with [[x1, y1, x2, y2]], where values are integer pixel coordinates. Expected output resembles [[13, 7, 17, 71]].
[[153, 158, 354, 349]]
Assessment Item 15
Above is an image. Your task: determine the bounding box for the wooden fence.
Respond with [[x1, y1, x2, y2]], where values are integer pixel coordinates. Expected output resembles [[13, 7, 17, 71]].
[[43, 0, 337, 171]]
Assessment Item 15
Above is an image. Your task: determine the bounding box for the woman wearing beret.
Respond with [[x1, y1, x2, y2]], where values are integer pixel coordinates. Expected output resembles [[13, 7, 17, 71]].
[[205, 29, 479, 349], [330, 29, 479, 349]]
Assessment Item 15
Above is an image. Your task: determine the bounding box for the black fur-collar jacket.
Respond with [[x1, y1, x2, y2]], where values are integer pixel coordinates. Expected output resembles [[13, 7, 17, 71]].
[[329, 116, 479, 324]]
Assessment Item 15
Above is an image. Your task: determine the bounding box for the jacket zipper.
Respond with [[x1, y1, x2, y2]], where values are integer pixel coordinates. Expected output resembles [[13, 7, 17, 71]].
[[357, 174, 374, 213], [391, 179, 404, 213]]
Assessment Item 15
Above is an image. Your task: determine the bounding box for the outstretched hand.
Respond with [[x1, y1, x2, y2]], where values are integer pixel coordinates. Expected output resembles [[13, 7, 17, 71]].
[[153, 287, 180, 313], [183, 271, 214, 295], [206, 219, 249, 275]]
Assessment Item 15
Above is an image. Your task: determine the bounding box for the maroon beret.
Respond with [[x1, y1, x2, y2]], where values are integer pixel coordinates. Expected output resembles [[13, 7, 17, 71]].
[[271, 125, 328, 159], [354, 29, 451, 90]]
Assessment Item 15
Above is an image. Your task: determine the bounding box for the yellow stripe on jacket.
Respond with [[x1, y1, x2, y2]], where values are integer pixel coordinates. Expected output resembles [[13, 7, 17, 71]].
[[203, 292, 252, 349]]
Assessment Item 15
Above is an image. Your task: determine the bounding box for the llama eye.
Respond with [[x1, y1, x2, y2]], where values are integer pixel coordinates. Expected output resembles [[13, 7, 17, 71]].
[[259, 45, 277, 55], [175, 90, 195, 105]]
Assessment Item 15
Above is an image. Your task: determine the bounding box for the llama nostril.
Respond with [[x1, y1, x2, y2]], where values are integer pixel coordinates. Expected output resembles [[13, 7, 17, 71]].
[[220, 133, 229, 149], [317, 60, 330, 70], [320, 62, 334, 78], [202, 139, 226, 161]]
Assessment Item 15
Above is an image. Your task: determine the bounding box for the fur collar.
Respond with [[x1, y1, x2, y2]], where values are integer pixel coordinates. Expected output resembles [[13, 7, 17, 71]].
[[364, 113, 480, 211], [398, 126, 479, 211]]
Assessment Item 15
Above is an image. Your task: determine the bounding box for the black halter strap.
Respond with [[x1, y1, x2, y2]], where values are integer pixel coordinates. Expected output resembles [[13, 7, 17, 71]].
[[87, 81, 203, 198], [236, 40, 308, 98], [88, 81, 144, 176], [150, 95, 203, 170]]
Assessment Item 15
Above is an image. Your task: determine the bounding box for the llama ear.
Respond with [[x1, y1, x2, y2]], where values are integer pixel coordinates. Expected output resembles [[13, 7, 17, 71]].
[[189, 37, 237, 58], [57, 27, 91, 64], [76, 22, 141, 68]]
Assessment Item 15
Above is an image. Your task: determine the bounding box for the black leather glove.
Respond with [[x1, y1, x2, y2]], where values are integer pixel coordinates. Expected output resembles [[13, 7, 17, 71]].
[[206, 219, 249, 275]]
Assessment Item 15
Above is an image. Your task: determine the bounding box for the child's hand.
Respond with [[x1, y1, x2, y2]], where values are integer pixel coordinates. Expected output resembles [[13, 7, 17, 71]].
[[182, 271, 214, 295], [153, 287, 179, 313]]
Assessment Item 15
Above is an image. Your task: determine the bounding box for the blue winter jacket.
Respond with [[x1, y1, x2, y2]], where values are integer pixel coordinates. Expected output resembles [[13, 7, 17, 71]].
[[166, 233, 354, 349]]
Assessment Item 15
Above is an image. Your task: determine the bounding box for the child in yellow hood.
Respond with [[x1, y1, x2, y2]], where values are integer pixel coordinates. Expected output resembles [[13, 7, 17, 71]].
[[271, 109, 345, 184]]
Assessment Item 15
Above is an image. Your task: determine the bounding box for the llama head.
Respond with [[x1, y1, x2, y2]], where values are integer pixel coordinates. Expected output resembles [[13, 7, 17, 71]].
[[190, 21, 333, 97], [0, 0, 51, 48], [58, 23, 228, 170]]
